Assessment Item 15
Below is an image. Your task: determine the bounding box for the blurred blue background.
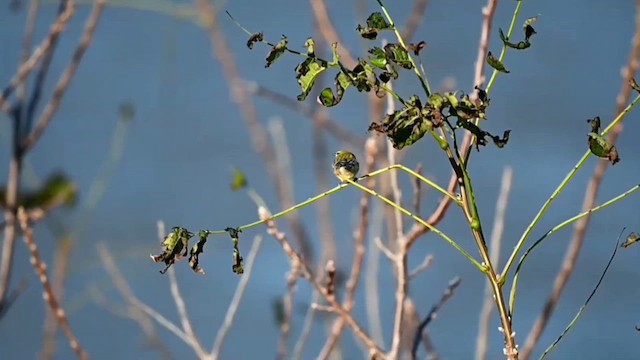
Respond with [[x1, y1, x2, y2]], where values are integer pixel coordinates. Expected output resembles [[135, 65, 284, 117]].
[[1, 0, 640, 359]]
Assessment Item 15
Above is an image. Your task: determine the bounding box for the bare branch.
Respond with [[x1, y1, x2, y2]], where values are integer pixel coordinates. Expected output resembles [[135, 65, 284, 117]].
[[17, 208, 89, 360], [210, 235, 264, 358]]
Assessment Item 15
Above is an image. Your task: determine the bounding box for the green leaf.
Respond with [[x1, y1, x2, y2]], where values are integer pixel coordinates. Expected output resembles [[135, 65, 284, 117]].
[[588, 132, 620, 165], [409, 41, 427, 56], [230, 167, 248, 191], [1, 172, 78, 210], [295, 57, 327, 101], [318, 72, 351, 107], [225, 227, 244, 275], [189, 231, 208, 274], [499, 28, 531, 50], [487, 51, 510, 73], [384, 43, 413, 69], [368, 95, 433, 149], [621, 232, 640, 248], [630, 77, 640, 93], [523, 16, 539, 40], [151, 227, 193, 274], [247, 32, 264, 49], [265, 35, 288, 68], [356, 12, 391, 40], [368, 47, 388, 70]]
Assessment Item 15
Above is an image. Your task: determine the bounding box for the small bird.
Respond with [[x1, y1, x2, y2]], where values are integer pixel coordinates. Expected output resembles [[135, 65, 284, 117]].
[[333, 150, 359, 183]]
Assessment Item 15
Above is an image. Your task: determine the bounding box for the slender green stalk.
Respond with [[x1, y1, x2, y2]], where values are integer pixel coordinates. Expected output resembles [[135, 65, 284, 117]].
[[500, 93, 640, 281], [375, 0, 432, 96], [485, 0, 524, 94], [345, 179, 483, 271], [508, 183, 640, 314]]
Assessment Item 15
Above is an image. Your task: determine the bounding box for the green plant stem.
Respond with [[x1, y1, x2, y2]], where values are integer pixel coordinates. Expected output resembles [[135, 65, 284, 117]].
[[205, 164, 462, 236], [485, 0, 524, 94], [500, 93, 640, 281], [508, 183, 640, 314], [375, 0, 432, 96], [345, 179, 483, 271]]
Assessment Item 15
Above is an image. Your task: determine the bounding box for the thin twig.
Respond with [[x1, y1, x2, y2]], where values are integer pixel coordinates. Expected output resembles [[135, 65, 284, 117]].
[[95, 243, 175, 360], [519, 2, 640, 358], [247, 82, 366, 148], [167, 268, 207, 358], [402, 0, 430, 41], [0, 0, 76, 113], [21, 0, 106, 153], [260, 207, 384, 358], [210, 235, 264, 358], [17, 208, 89, 360], [475, 166, 513, 360], [412, 164, 424, 216], [411, 277, 462, 360], [408, 254, 434, 280]]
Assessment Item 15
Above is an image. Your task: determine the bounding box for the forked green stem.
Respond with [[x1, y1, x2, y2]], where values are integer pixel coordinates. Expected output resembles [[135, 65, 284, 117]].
[[500, 93, 640, 281], [485, 0, 524, 94], [508, 183, 640, 314], [346, 179, 483, 271], [204, 164, 461, 234]]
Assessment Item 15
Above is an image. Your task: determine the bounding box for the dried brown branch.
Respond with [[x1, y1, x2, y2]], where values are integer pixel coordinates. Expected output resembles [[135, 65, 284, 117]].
[[0, 0, 75, 113], [196, 0, 313, 262], [96, 242, 176, 359], [475, 166, 513, 360], [402, 0, 430, 42], [412, 164, 424, 216], [247, 82, 366, 149], [259, 207, 384, 359], [519, 2, 640, 358], [21, 0, 106, 153], [17, 208, 89, 360], [210, 235, 263, 358], [318, 137, 378, 359], [0, 0, 76, 316], [168, 268, 207, 357]]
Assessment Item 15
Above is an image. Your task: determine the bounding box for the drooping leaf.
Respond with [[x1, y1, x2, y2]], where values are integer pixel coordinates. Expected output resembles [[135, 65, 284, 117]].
[[247, 32, 264, 49], [265, 36, 288, 68], [621, 232, 640, 248], [318, 71, 351, 107], [630, 77, 640, 93], [225, 227, 244, 275], [384, 43, 413, 69], [588, 132, 620, 165], [499, 28, 531, 50], [151, 227, 193, 274], [368, 95, 434, 149], [230, 167, 248, 191], [368, 47, 388, 70], [487, 51, 510, 73], [409, 41, 427, 56], [356, 12, 391, 40], [524, 16, 539, 40], [295, 57, 327, 101], [189, 231, 208, 274]]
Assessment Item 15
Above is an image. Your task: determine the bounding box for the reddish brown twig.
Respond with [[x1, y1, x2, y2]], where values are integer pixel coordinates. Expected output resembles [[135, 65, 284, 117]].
[[17, 208, 89, 360]]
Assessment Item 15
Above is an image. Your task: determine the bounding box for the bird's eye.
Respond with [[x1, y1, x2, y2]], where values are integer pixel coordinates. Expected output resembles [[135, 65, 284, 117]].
[[335, 151, 341, 157]]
